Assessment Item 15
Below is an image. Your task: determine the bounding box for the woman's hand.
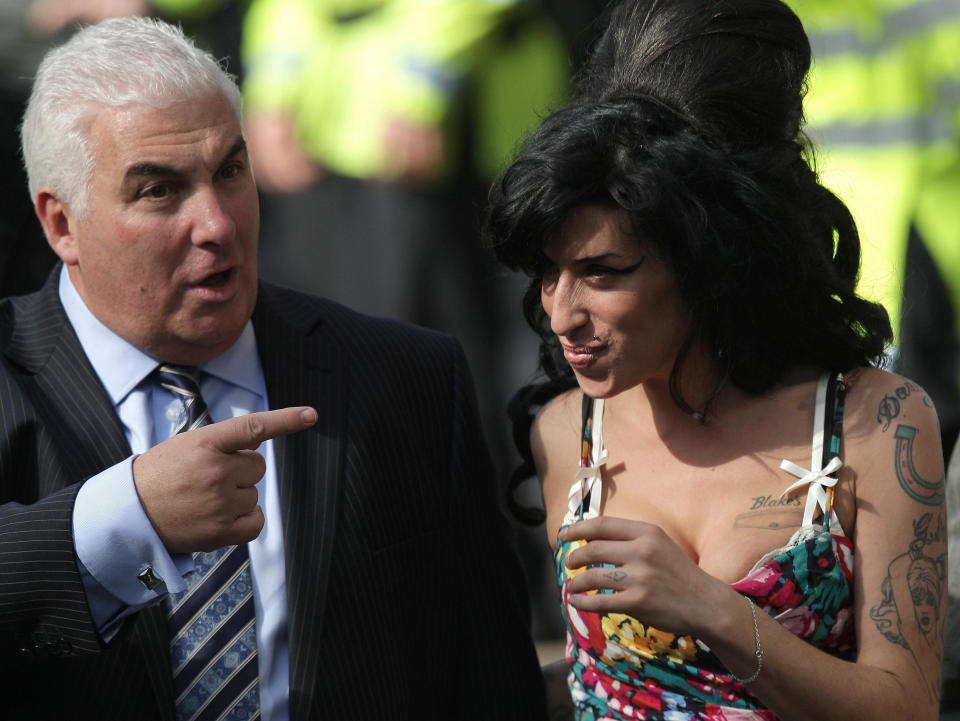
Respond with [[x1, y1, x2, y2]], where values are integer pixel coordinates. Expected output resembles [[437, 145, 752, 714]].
[[559, 515, 735, 638]]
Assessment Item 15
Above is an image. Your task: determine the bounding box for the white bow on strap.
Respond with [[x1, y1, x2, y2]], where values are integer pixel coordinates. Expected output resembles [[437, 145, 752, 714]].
[[568, 448, 609, 518], [574, 448, 610, 482], [779, 456, 843, 528]]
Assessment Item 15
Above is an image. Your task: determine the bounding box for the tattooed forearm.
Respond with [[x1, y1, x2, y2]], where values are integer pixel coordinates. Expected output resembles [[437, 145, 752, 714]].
[[877, 381, 930, 431], [869, 511, 947, 704], [893, 425, 944, 505], [733, 494, 802, 531]]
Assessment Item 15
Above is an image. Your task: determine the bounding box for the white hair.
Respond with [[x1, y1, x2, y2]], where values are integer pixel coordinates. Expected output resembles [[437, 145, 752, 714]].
[[20, 16, 243, 218]]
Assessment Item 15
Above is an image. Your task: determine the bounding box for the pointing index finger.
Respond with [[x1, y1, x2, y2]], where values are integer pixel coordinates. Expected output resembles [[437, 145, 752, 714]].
[[204, 407, 318, 453]]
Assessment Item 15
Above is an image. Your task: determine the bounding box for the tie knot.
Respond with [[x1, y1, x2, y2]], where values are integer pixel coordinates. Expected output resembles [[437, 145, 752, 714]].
[[156, 364, 201, 394], [155, 364, 210, 433]]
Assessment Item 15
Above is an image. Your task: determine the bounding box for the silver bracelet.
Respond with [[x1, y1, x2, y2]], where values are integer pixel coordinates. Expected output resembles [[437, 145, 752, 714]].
[[731, 596, 763, 684]]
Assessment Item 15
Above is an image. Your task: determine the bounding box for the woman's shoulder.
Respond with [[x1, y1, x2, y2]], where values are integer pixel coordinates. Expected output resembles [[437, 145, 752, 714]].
[[532, 388, 586, 544], [537, 386, 584, 425], [841, 365, 940, 431], [532, 388, 583, 453], [840, 365, 943, 497], [530, 388, 584, 481]]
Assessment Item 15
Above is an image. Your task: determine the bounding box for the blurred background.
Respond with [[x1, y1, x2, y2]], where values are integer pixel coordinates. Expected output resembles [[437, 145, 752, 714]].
[[1, 0, 959, 695]]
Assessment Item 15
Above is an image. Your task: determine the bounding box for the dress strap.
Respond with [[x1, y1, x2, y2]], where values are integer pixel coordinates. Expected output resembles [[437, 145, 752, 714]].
[[778, 372, 846, 534], [822, 374, 848, 530], [567, 395, 607, 520]]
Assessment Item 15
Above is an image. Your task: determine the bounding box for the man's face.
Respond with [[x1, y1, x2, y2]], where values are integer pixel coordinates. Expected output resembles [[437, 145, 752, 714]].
[[58, 93, 259, 364]]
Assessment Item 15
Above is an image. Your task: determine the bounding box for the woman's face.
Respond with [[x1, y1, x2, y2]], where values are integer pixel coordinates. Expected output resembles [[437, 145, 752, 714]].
[[541, 204, 689, 399]]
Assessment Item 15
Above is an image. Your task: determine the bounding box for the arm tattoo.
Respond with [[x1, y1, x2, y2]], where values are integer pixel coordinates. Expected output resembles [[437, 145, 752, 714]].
[[869, 512, 947, 703], [893, 424, 944, 505], [877, 380, 929, 431]]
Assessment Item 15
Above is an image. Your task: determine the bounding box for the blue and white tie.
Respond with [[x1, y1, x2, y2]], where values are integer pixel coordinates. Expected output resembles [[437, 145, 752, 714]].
[[157, 364, 261, 721]]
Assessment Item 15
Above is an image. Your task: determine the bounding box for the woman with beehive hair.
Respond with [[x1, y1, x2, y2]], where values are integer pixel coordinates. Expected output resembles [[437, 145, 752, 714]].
[[487, 1, 947, 718]]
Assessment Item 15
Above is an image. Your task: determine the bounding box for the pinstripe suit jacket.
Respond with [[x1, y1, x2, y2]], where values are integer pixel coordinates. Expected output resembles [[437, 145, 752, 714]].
[[0, 269, 547, 720]]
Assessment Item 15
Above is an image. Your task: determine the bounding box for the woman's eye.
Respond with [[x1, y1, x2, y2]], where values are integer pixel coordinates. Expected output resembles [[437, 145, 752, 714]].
[[588, 259, 644, 278], [586, 264, 618, 277]]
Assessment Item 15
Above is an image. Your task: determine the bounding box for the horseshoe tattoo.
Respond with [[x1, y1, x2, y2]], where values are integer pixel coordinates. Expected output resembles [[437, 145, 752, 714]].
[[894, 425, 944, 505]]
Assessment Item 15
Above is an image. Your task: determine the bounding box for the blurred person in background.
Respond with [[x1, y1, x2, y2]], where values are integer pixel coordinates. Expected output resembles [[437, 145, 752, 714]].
[[790, 0, 960, 461], [24, 0, 249, 75], [241, 0, 573, 642], [239, 0, 569, 440], [0, 0, 66, 298]]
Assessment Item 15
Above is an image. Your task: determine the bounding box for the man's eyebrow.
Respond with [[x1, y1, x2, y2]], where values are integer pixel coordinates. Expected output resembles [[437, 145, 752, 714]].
[[124, 137, 247, 181], [221, 137, 247, 165], [125, 161, 181, 180]]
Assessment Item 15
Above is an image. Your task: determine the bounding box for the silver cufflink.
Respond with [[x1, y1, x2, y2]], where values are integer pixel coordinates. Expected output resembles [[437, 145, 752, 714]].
[[137, 565, 163, 590]]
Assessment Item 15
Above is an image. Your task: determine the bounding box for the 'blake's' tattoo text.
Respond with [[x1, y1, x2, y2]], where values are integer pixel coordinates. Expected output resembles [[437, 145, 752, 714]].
[[733, 494, 802, 531]]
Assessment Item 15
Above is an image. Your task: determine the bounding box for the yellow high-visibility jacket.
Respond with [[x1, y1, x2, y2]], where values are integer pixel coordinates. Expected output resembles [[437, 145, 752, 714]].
[[791, 0, 960, 342], [241, 0, 568, 181]]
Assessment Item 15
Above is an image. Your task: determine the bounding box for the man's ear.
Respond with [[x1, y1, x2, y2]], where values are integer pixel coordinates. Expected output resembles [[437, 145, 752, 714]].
[[35, 189, 80, 265]]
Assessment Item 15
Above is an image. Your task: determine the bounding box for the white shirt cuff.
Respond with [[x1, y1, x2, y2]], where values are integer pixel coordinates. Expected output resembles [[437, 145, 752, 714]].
[[73, 455, 192, 610]]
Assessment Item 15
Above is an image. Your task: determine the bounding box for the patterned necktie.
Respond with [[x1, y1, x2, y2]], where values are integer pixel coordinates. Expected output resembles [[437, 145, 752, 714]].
[[156, 364, 261, 721]]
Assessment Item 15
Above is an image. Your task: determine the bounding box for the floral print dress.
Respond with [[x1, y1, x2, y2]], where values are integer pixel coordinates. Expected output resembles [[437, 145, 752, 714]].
[[556, 372, 857, 720]]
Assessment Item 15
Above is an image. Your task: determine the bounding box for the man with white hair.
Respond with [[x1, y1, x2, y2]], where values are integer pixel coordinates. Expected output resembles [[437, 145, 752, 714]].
[[0, 17, 546, 721]]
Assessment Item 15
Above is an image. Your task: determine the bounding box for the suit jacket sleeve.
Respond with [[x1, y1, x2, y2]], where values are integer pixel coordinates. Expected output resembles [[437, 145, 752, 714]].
[[445, 341, 548, 719], [0, 366, 183, 720], [0, 282, 131, 669], [0, 480, 102, 668]]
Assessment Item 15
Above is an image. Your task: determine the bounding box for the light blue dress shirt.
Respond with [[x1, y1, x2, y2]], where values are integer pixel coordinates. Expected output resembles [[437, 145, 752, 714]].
[[63, 267, 290, 721]]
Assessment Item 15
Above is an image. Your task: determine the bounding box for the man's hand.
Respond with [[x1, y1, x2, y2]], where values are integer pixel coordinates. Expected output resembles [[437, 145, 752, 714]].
[[245, 112, 324, 194], [133, 406, 317, 553], [382, 118, 445, 183]]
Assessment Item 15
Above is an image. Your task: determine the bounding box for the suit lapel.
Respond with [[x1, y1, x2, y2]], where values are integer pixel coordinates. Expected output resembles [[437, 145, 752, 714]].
[[6, 269, 131, 482], [253, 285, 346, 721], [6, 268, 176, 718]]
